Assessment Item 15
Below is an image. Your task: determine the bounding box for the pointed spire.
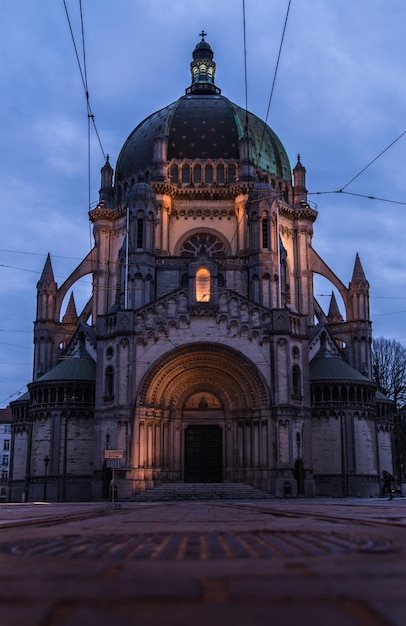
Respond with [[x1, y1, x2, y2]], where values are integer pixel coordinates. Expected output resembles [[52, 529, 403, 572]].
[[35, 253, 57, 325], [98, 155, 114, 209], [101, 155, 113, 188], [38, 253, 55, 285], [348, 253, 370, 322], [327, 291, 343, 323], [350, 253, 367, 285], [293, 154, 307, 205], [294, 154, 305, 171], [62, 292, 78, 324]]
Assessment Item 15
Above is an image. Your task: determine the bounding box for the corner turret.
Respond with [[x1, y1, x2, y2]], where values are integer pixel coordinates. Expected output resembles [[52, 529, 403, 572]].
[[33, 254, 59, 380], [36, 254, 57, 321], [349, 253, 370, 321], [98, 155, 114, 208], [293, 154, 308, 206], [327, 291, 343, 323], [118, 176, 158, 309]]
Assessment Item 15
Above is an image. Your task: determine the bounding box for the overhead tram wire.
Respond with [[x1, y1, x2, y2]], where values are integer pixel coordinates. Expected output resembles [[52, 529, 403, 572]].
[[62, 0, 106, 198], [63, 0, 109, 287], [308, 189, 406, 206], [256, 0, 291, 170], [245, 0, 291, 208], [220, 0, 291, 271], [308, 128, 406, 205], [338, 129, 406, 192], [79, 0, 92, 216], [215, 0, 292, 274]]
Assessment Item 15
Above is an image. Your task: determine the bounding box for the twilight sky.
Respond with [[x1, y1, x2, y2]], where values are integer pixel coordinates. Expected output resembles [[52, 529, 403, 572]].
[[1, 0, 406, 406]]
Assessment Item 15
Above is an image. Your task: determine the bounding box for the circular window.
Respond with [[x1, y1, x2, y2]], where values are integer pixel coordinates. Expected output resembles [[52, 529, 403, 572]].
[[180, 233, 226, 258]]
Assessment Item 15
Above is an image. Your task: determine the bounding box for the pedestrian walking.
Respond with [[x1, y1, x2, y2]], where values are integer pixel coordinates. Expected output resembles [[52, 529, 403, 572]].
[[382, 469, 393, 500]]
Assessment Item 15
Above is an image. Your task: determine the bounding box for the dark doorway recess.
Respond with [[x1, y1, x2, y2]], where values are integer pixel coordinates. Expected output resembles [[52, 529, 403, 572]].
[[295, 459, 305, 495], [184, 425, 223, 483]]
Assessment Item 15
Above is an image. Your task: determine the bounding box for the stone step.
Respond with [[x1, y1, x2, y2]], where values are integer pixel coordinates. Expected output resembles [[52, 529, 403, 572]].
[[130, 482, 273, 501]]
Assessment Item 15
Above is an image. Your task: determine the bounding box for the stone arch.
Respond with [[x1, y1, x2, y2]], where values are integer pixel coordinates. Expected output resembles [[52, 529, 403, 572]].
[[134, 343, 272, 486], [174, 227, 229, 257], [138, 342, 270, 411]]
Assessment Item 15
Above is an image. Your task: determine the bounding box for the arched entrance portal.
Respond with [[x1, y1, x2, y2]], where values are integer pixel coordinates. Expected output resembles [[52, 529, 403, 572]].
[[133, 343, 271, 491]]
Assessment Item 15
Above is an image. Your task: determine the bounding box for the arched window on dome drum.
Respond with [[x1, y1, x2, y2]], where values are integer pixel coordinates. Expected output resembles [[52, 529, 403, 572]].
[[181, 164, 190, 184], [170, 164, 179, 184], [104, 366, 114, 400], [195, 267, 211, 302], [205, 164, 213, 184], [227, 164, 236, 183], [216, 164, 224, 183], [193, 164, 201, 184]]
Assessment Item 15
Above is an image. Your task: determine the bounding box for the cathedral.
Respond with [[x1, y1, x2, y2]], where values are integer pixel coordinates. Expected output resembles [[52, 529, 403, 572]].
[[9, 35, 394, 502]]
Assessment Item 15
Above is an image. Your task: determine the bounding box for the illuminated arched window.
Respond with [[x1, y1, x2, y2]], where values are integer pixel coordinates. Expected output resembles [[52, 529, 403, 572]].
[[195, 267, 211, 302]]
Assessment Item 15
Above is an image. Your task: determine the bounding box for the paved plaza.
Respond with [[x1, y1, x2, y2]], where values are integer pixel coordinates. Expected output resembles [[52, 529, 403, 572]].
[[0, 497, 405, 626]]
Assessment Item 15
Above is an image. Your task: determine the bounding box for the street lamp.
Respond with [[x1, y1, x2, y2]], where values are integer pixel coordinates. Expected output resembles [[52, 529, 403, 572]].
[[43, 455, 49, 501]]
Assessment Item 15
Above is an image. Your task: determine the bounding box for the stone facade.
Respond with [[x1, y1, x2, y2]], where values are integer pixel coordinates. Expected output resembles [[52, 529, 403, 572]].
[[8, 35, 394, 501]]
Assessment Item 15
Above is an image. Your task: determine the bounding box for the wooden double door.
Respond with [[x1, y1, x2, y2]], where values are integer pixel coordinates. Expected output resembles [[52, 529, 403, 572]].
[[184, 425, 223, 483]]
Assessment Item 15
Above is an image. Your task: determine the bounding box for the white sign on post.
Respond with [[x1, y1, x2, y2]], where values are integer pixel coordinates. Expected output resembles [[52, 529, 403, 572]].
[[104, 449, 124, 459], [104, 450, 124, 506]]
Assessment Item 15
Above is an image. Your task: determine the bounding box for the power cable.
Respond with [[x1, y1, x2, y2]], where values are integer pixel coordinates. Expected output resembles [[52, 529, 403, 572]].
[[0, 249, 83, 260], [308, 189, 406, 206], [62, 0, 106, 198], [228, 0, 291, 302], [338, 129, 406, 192], [256, 0, 291, 169]]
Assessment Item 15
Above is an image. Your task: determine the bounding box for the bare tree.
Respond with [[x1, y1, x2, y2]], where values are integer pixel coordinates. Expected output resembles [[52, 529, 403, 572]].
[[372, 337, 406, 408], [372, 338, 406, 484]]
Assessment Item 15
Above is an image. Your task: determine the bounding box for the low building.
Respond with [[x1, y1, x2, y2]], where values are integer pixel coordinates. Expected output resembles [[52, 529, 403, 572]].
[[0, 407, 12, 500]]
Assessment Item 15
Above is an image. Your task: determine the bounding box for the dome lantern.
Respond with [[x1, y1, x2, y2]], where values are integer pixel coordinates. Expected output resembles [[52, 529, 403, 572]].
[[186, 31, 221, 95]]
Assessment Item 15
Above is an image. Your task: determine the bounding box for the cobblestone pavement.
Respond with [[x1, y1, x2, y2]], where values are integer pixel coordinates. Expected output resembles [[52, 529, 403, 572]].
[[0, 497, 405, 626]]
